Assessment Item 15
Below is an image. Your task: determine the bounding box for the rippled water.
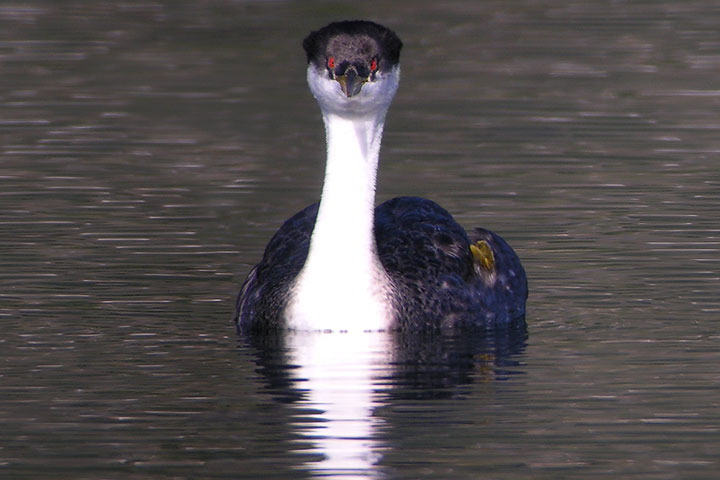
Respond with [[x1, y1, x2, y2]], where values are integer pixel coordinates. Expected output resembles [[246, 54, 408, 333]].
[[2, 1, 719, 479]]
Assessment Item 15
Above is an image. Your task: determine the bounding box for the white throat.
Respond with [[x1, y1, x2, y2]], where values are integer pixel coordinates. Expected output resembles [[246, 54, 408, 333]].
[[285, 66, 400, 332]]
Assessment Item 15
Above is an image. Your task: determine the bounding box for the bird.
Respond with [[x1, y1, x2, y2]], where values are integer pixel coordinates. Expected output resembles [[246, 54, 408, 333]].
[[235, 20, 527, 333]]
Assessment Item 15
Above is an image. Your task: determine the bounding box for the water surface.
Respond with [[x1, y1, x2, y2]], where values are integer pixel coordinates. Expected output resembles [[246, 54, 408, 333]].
[[1, 1, 719, 479]]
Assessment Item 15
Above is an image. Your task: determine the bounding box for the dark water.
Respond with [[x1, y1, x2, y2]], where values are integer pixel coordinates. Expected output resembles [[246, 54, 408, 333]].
[[2, 1, 719, 479]]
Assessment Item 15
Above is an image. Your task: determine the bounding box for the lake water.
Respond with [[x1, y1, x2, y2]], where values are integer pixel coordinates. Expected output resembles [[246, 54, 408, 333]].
[[1, 1, 719, 479]]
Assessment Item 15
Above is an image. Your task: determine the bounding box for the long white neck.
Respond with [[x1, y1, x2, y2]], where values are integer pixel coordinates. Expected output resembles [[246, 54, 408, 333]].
[[315, 111, 383, 262], [286, 107, 394, 331]]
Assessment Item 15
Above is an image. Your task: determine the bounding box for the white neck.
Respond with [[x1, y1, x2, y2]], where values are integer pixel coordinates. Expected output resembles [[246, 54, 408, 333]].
[[313, 111, 383, 264], [286, 76, 397, 331]]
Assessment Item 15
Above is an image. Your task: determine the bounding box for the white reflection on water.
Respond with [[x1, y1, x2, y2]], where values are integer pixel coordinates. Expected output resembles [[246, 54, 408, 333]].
[[286, 331, 393, 479]]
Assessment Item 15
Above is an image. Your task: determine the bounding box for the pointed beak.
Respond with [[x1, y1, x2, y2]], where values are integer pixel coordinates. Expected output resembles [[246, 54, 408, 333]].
[[336, 66, 367, 98]]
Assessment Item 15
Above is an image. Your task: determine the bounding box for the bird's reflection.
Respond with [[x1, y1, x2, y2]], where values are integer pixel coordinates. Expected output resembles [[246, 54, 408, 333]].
[[242, 321, 527, 478], [286, 331, 393, 477]]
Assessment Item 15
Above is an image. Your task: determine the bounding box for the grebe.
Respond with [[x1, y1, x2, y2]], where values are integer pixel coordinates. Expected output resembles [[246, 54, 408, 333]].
[[235, 21, 527, 332]]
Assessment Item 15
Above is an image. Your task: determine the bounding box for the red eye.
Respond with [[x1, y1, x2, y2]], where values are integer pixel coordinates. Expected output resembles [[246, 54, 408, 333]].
[[327, 57, 335, 69], [370, 58, 378, 72]]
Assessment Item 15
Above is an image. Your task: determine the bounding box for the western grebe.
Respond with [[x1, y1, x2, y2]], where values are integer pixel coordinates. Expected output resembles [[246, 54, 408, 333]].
[[235, 21, 527, 332]]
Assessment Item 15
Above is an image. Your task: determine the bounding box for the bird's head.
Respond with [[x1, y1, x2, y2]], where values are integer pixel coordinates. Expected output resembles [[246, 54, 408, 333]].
[[303, 21, 403, 117]]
